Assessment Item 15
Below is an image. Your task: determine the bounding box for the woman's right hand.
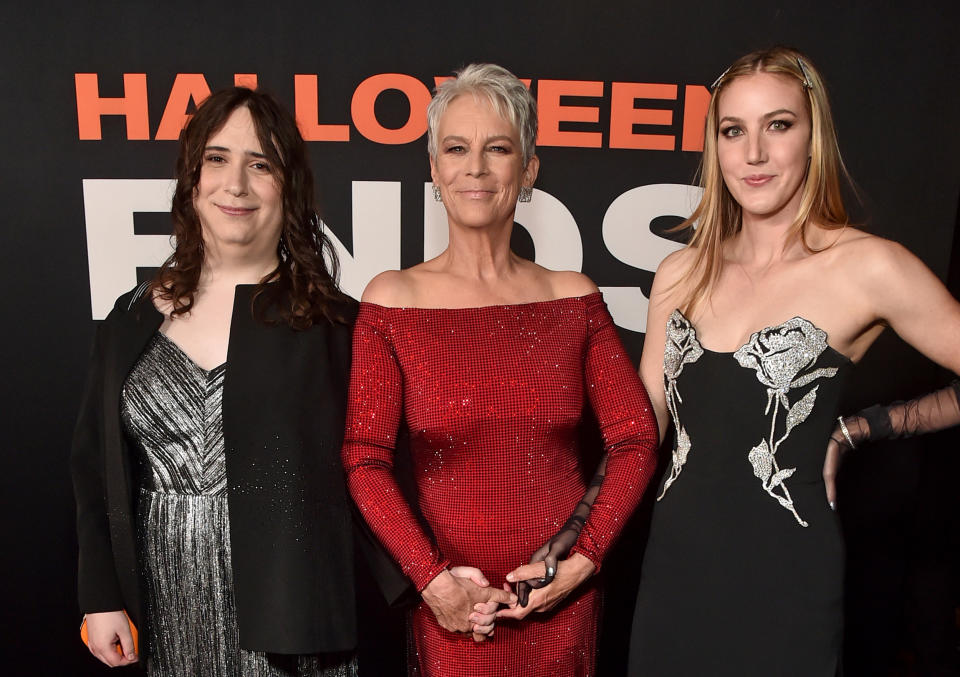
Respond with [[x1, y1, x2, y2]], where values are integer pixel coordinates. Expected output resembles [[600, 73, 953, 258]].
[[84, 610, 138, 667], [421, 569, 516, 636], [449, 566, 501, 642]]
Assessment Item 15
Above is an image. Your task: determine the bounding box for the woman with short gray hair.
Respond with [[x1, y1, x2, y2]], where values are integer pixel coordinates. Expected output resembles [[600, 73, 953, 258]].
[[343, 63, 659, 676], [426, 63, 538, 166]]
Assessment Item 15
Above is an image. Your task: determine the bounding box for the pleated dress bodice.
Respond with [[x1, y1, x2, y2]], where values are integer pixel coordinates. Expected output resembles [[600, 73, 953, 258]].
[[121, 332, 355, 677]]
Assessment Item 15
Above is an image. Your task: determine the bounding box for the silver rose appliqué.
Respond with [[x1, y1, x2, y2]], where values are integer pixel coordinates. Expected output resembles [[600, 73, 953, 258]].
[[657, 310, 704, 500], [734, 318, 838, 526]]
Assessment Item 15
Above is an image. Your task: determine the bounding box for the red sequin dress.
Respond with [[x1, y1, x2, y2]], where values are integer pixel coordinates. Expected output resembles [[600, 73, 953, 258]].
[[343, 292, 658, 677]]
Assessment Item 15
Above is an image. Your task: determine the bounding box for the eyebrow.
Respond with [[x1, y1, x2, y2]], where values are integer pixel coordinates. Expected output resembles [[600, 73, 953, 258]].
[[762, 108, 798, 119], [719, 108, 799, 125], [440, 135, 516, 145], [204, 145, 268, 159]]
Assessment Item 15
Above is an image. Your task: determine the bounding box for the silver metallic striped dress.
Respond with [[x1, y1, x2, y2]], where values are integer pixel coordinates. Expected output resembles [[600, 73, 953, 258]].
[[121, 332, 357, 677]]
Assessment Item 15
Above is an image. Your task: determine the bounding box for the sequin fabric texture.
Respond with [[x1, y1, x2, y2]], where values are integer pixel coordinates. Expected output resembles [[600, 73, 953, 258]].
[[122, 333, 356, 677], [343, 293, 658, 677]]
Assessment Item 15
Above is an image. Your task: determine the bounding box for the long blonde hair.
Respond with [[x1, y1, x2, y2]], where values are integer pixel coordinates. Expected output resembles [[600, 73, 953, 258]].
[[677, 46, 853, 316]]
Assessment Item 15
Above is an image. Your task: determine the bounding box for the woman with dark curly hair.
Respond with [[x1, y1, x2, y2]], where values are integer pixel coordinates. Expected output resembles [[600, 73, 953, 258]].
[[71, 87, 406, 676]]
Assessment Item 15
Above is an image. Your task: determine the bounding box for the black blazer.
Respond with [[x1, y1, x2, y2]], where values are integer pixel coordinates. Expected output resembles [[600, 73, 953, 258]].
[[71, 283, 410, 654]]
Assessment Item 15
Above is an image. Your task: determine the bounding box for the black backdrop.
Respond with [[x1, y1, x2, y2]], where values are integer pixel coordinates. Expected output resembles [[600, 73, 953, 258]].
[[2, 1, 959, 674]]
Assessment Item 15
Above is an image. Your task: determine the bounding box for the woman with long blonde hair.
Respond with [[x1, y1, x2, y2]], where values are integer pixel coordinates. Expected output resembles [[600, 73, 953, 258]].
[[628, 46, 960, 675]]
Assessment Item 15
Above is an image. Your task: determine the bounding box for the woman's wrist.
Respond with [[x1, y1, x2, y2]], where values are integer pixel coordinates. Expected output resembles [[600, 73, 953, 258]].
[[568, 546, 601, 576], [421, 568, 454, 604], [565, 552, 596, 583]]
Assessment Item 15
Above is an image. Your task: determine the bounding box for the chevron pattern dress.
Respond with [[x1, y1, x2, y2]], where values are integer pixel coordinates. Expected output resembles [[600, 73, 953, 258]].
[[121, 332, 355, 677]]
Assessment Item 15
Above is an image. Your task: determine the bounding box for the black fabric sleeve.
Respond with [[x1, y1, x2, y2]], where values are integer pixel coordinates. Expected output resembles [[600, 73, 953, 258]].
[[70, 321, 125, 614], [351, 505, 418, 608]]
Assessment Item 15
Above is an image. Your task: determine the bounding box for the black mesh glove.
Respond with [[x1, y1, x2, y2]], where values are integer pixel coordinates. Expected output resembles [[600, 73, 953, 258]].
[[516, 456, 607, 607], [834, 380, 960, 450]]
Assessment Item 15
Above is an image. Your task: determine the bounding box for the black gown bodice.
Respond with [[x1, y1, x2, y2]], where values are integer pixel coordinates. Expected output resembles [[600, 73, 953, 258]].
[[630, 310, 850, 677], [658, 309, 852, 524]]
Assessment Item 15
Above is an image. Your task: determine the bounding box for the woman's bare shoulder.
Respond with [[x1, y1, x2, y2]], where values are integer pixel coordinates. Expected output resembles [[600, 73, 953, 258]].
[[360, 270, 412, 306], [362, 261, 449, 306], [545, 269, 600, 298], [827, 228, 916, 276], [652, 246, 697, 290]]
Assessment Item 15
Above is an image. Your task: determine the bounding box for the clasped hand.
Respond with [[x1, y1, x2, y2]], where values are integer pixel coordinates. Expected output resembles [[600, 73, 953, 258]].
[[422, 567, 516, 642], [423, 553, 595, 641], [497, 552, 595, 621]]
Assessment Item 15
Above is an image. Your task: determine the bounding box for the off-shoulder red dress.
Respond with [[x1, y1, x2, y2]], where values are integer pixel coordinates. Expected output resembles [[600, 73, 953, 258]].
[[342, 292, 658, 676]]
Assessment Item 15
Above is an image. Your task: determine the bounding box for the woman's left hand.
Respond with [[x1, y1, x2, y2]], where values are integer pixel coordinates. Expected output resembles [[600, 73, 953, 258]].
[[496, 553, 596, 620], [822, 431, 845, 510], [823, 415, 868, 508]]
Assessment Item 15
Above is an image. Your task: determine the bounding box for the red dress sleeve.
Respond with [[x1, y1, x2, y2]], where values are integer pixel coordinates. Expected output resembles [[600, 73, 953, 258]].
[[569, 294, 660, 570], [342, 304, 450, 591]]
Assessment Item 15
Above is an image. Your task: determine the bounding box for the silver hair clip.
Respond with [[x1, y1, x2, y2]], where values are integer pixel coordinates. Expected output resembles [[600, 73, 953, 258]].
[[712, 58, 812, 90], [710, 66, 731, 90], [797, 58, 814, 89]]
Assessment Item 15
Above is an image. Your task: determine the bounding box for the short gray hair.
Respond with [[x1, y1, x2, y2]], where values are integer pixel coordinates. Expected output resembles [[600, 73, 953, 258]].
[[426, 63, 538, 165]]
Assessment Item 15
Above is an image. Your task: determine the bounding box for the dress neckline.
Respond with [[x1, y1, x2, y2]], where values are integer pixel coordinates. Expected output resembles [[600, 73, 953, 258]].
[[361, 291, 602, 312], [155, 331, 227, 375], [673, 308, 854, 364]]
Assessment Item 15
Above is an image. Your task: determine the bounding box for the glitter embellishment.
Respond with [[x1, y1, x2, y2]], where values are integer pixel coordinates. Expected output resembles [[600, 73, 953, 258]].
[[657, 310, 704, 500], [343, 293, 658, 675], [733, 318, 839, 527], [123, 335, 353, 675]]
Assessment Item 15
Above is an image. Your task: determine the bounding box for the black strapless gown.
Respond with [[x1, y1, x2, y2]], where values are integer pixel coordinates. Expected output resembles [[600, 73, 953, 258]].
[[629, 311, 849, 676]]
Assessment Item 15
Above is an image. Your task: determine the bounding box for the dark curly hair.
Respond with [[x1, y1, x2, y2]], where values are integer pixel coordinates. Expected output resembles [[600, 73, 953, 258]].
[[152, 86, 348, 328]]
